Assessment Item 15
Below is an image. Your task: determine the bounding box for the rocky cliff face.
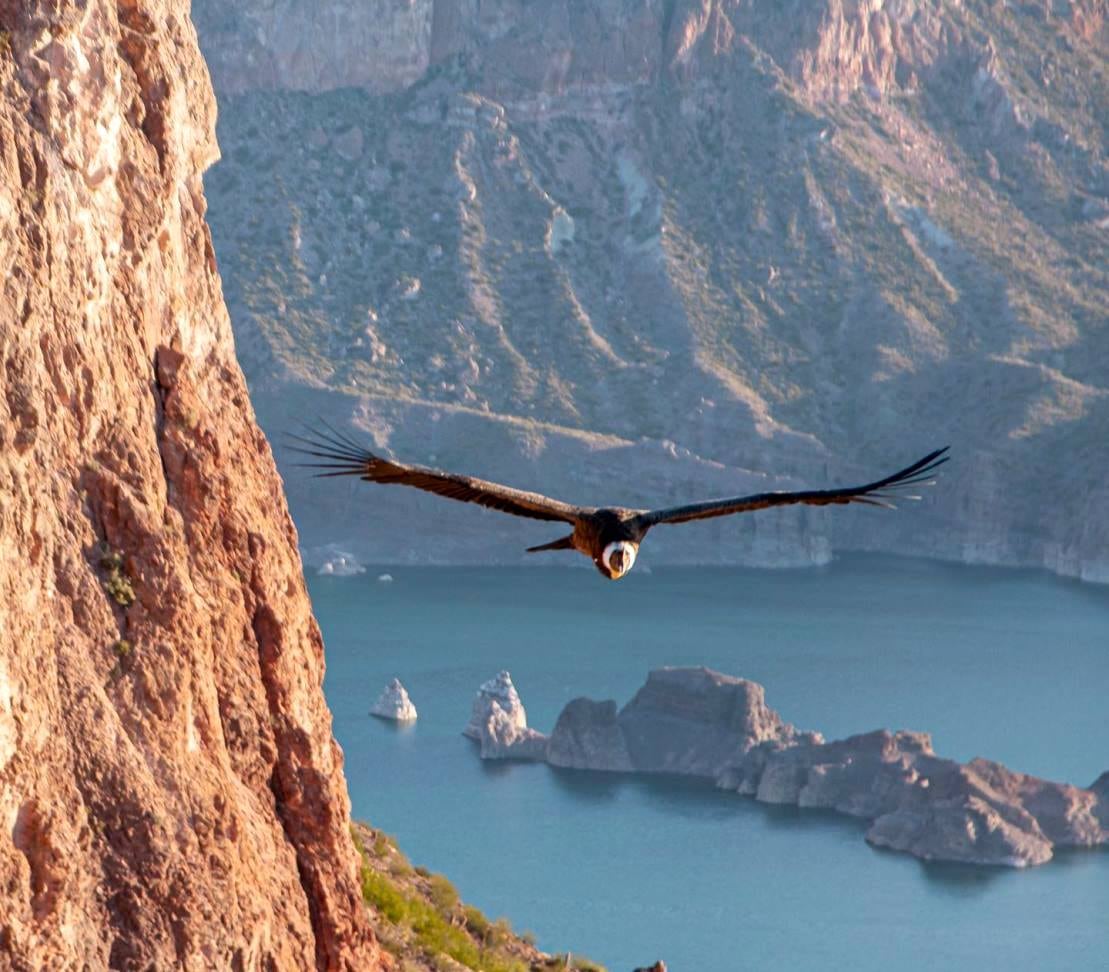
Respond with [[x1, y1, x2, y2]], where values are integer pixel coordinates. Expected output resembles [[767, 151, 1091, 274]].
[[194, 0, 1108, 580], [0, 2, 381, 968], [193, 0, 433, 96], [596, 667, 814, 778]]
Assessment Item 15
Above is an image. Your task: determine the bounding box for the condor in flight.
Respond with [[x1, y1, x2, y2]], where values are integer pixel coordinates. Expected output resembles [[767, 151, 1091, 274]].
[[290, 425, 948, 581]]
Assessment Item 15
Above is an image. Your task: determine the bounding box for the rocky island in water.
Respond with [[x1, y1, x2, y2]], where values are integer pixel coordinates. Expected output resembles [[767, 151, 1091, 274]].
[[371, 678, 418, 722], [470, 667, 1109, 869]]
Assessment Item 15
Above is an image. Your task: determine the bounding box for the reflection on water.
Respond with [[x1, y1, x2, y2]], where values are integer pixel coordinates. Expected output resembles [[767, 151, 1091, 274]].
[[917, 859, 1009, 893], [546, 766, 625, 804], [371, 717, 418, 736], [314, 556, 1109, 972], [476, 755, 518, 780]]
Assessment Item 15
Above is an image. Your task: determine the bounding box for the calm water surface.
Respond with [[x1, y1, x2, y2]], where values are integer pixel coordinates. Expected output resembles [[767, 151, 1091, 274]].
[[311, 556, 1109, 972]]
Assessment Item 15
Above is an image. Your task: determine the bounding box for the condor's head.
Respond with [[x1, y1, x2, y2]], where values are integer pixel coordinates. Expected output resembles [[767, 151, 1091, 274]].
[[596, 541, 638, 580]]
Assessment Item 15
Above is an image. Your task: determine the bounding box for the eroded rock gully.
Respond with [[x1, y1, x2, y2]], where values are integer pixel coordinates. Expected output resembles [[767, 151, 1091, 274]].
[[0, 2, 383, 968]]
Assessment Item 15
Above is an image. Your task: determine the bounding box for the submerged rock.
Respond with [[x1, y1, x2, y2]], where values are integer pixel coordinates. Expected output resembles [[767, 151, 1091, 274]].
[[465, 671, 547, 760], [371, 679, 418, 722], [544, 668, 1109, 868]]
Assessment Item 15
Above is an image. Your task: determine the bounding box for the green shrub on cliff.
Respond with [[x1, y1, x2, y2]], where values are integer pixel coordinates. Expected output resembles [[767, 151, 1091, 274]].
[[351, 823, 603, 971], [427, 873, 459, 915]]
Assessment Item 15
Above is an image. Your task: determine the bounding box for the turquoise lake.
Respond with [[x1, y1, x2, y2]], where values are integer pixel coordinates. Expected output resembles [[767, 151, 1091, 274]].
[[311, 556, 1109, 971]]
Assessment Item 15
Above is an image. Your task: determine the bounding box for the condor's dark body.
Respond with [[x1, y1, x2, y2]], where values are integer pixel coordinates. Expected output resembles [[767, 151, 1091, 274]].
[[290, 424, 948, 581], [572, 509, 643, 552], [533, 508, 647, 579]]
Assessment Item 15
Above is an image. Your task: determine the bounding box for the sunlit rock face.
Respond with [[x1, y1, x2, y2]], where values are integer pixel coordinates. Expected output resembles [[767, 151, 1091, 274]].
[[0, 2, 382, 967], [547, 699, 635, 773]]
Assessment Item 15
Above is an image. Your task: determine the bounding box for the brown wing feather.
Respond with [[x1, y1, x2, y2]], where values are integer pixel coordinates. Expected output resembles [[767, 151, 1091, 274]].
[[638, 448, 949, 527], [287, 424, 584, 524]]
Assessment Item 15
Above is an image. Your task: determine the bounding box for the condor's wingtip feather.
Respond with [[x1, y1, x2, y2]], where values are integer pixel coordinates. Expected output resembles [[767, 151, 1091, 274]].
[[283, 420, 379, 476], [857, 445, 949, 509]]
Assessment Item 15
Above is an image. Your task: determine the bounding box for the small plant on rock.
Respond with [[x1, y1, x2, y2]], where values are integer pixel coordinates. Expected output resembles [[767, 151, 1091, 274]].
[[427, 873, 459, 916], [98, 545, 136, 607]]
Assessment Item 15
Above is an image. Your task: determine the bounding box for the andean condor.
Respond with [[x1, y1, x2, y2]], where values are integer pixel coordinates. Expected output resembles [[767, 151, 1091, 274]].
[[290, 425, 948, 580]]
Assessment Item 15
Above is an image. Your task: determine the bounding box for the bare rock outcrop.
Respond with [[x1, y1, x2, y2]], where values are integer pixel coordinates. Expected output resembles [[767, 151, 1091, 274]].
[[476, 706, 549, 761], [464, 671, 547, 760], [548, 668, 813, 778], [371, 679, 418, 722], [0, 2, 382, 968], [546, 669, 1109, 867], [192, 0, 434, 95], [1092, 770, 1109, 800], [723, 731, 1109, 867], [464, 671, 528, 740], [671, 0, 952, 100], [547, 699, 634, 772]]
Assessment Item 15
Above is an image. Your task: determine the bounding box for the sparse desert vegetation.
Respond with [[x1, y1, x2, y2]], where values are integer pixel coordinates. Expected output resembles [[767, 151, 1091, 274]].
[[351, 824, 605, 972]]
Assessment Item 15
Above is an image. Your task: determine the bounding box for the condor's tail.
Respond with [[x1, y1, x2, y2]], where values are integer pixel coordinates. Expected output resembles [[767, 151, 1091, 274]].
[[526, 535, 575, 553]]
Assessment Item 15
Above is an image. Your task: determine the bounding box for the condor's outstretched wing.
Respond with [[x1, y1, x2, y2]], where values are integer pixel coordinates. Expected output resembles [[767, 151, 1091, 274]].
[[636, 447, 949, 528], [288, 424, 585, 524]]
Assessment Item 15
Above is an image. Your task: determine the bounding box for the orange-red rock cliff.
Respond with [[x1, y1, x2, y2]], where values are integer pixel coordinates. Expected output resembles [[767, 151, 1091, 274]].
[[0, 2, 383, 967]]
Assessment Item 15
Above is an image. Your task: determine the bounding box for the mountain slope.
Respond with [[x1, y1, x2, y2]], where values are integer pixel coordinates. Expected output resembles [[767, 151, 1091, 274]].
[[198, 0, 1109, 578]]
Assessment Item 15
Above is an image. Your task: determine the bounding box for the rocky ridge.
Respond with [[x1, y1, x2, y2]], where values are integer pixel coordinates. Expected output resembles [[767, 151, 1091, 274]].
[[492, 668, 1109, 868], [0, 2, 380, 967]]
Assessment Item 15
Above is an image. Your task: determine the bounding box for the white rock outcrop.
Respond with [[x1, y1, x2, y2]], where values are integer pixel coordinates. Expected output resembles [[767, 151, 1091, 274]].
[[464, 671, 547, 760], [463, 671, 527, 740], [370, 678, 418, 722], [477, 707, 549, 761]]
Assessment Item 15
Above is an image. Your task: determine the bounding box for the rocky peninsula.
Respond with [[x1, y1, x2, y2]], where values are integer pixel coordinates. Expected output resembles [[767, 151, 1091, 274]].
[[482, 667, 1109, 869]]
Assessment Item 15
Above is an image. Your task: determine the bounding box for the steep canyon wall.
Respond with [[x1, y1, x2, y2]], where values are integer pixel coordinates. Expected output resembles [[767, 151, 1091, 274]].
[[0, 1, 381, 967], [193, 0, 1109, 580]]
